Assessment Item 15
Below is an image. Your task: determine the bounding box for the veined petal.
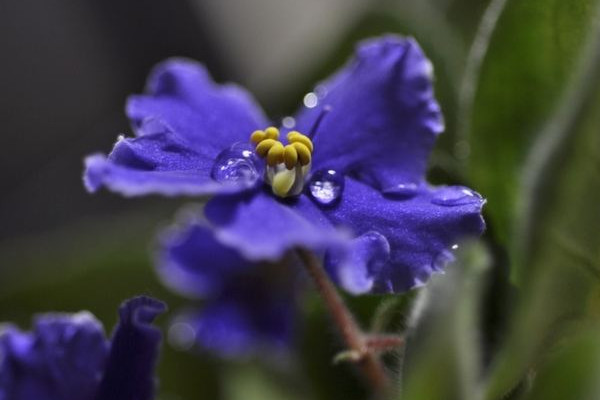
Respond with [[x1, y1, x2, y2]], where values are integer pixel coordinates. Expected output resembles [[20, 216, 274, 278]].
[[321, 178, 485, 293], [95, 297, 166, 400], [293, 36, 443, 192], [204, 190, 348, 261], [84, 128, 257, 197], [127, 58, 268, 151], [85, 58, 268, 197]]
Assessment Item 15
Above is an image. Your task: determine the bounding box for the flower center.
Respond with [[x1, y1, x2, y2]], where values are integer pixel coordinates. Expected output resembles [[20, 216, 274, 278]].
[[250, 127, 314, 198]]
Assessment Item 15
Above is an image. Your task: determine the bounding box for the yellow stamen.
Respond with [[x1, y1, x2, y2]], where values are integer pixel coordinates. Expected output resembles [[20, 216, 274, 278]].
[[287, 131, 313, 152], [266, 141, 284, 166], [255, 138, 278, 157], [264, 126, 280, 140], [283, 145, 298, 170], [292, 142, 311, 165], [249, 127, 314, 196], [250, 130, 266, 144], [272, 169, 296, 197]]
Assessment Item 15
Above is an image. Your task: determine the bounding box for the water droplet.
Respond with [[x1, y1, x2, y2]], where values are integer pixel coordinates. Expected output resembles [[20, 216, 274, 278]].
[[431, 187, 482, 206], [168, 322, 196, 351], [308, 169, 344, 205], [303, 92, 318, 108], [282, 116, 296, 129], [383, 182, 419, 197], [211, 142, 262, 184], [451, 244, 459, 250]]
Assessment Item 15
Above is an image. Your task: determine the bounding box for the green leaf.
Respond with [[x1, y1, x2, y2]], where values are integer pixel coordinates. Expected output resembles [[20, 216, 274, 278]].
[[399, 241, 491, 400], [463, 0, 597, 247], [525, 331, 600, 400], [483, 10, 600, 398]]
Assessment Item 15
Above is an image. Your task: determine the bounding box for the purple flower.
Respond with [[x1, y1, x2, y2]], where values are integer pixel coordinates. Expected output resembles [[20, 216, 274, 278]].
[[84, 35, 485, 294], [0, 296, 166, 400], [158, 215, 296, 358]]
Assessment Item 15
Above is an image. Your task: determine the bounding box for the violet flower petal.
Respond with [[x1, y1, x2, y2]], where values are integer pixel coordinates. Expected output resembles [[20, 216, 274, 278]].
[[95, 297, 166, 400], [294, 36, 443, 193], [85, 58, 268, 196], [156, 219, 255, 298], [0, 313, 108, 400], [156, 218, 296, 357], [205, 190, 348, 261], [321, 178, 485, 293]]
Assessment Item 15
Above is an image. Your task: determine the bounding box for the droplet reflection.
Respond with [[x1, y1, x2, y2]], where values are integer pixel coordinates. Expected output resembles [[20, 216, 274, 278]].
[[308, 169, 344, 205], [211, 142, 262, 184], [303, 92, 318, 108], [282, 116, 296, 129], [431, 187, 482, 207]]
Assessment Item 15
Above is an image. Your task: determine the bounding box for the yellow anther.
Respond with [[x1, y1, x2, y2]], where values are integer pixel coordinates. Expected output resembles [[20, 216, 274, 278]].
[[292, 142, 311, 165], [256, 138, 278, 157], [250, 130, 266, 144], [264, 126, 280, 140], [287, 131, 313, 152], [272, 169, 296, 197], [249, 127, 313, 173], [283, 145, 298, 170], [266, 141, 284, 166]]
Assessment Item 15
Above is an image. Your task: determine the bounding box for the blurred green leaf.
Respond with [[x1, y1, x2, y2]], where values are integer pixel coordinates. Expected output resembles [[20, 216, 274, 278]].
[[222, 365, 306, 400], [298, 295, 367, 400], [525, 331, 600, 400], [483, 10, 600, 398], [464, 0, 597, 247], [399, 241, 491, 400]]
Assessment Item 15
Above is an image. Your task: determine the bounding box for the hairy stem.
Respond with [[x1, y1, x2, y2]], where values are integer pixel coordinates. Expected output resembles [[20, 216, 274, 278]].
[[364, 334, 405, 353], [296, 249, 389, 395]]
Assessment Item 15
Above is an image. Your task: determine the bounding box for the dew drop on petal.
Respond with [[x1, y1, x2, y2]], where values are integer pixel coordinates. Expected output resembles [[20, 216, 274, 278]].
[[168, 322, 196, 351], [431, 187, 482, 206], [383, 182, 419, 197], [211, 142, 262, 184], [308, 169, 344, 205], [303, 92, 318, 108], [282, 116, 296, 129]]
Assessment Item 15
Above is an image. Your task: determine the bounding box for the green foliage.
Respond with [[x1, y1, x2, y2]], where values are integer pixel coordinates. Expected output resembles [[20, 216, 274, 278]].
[[483, 16, 600, 398], [465, 0, 596, 247], [400, 242, 491, 400]]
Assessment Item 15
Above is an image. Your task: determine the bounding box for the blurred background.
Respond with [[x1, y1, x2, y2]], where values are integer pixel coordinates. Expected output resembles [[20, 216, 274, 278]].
[[1, 0, 599, 399]]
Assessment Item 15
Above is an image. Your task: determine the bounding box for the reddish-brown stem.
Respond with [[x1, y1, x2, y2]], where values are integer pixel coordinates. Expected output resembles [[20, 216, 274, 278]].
[[296, 249, 389, 395], [364, 334, 405, 353]]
